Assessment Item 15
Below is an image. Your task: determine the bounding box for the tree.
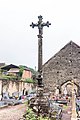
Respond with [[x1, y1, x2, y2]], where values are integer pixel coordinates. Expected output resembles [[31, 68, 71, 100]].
[[19, 65, 26, 77]]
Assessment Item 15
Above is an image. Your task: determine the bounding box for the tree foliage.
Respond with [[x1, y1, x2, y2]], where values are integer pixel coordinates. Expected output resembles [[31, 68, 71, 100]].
[[19, 65, 36, 77], [29, 67, 36, 75], [19, 65, 25, 77]]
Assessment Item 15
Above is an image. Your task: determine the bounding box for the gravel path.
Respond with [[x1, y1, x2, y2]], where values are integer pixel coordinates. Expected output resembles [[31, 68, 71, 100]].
[[0, 102, 72, 120], [62, 103, 71, 120], [0, 104, 27, 120]]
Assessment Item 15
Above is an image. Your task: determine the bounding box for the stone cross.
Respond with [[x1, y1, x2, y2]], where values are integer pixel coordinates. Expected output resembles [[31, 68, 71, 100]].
[[30, 15, 51, 73]]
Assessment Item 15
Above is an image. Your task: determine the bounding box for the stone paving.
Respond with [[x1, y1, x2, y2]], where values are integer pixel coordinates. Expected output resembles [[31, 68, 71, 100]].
[[0, 104, 26, 120]]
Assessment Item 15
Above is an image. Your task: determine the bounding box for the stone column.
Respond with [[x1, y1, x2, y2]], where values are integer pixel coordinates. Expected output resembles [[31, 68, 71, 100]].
[[71, 80, 77, 120]]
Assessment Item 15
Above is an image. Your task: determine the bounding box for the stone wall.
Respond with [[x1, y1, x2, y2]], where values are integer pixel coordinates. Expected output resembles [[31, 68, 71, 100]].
[[0, 80, 2, 100], [0, 79, 33, 99], [42, 41, 80, 92]]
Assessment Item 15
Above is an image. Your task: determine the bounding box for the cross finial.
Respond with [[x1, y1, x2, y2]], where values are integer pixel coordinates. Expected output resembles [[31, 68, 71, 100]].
[[30, 15, 51, 37]]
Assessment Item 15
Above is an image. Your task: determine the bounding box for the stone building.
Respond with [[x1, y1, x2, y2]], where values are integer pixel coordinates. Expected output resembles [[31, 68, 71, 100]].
[[0, 64, 33, 99], [42, 41, 80, 94], [22, 67, 32, 80], [1, 64, 19, 76]]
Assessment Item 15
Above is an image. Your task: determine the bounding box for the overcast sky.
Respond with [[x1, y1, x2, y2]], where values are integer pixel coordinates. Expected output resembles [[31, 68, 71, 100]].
[[0, 0, 80, 69]]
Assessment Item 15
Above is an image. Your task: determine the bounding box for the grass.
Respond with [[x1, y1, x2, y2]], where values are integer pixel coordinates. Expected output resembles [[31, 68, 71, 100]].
[[63, 105, 69, 110]]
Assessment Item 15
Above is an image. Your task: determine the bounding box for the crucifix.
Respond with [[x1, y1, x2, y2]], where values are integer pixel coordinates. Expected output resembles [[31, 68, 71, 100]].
[[30, 15, 51, 87]]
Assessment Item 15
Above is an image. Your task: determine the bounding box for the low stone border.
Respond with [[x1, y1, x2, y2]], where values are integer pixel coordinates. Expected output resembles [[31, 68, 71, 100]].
[[0, 104, 8, 109]]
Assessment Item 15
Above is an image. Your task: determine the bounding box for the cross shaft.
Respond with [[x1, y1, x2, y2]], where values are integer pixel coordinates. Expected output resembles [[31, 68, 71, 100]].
[[30, 15, 51, 87]]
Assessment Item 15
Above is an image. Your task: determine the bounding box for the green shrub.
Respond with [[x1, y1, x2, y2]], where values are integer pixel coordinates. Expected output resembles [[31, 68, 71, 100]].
[[26, 107, 50, 120], [26, 108, 37, 120], [25, 78, 34, 83], [2, 75, 17, 80]]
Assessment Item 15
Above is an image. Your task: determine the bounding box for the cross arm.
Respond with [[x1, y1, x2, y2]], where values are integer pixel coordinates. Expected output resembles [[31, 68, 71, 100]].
[[30, 22, 38, 28], [42, 21, 51, 27]]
